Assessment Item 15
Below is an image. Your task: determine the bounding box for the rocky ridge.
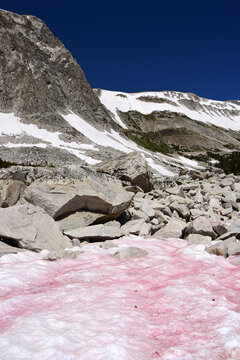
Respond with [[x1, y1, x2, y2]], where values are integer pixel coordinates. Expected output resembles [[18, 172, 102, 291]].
[[0, 10, 113, 128], [0, 10, 126, 167], [96, 90, 240, 173], [0, 151, 240, 260]]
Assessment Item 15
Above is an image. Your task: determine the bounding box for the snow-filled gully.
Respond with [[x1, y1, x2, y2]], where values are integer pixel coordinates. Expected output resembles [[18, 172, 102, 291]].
[[0, 237, 240, 360]]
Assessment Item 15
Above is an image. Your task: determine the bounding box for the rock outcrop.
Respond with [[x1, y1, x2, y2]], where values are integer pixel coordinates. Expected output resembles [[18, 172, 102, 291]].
[[0, 204, 72, 252], [0, 10, 125, 168], [24, 177, 133, 220], [0, 180, 26, 207], [97, 152, 153, 192], [0, 10, 114, 128], [65, 224, 124, 241]]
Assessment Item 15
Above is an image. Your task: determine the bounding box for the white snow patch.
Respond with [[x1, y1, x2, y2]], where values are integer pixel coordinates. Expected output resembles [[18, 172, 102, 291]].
[[178, 155, 203, 168], [0, 111, 201, 175], [62, 112, 135, 152], [0, 112, 99, 165], [62, 112, 176, 175], [144, 156, 174, 176], [209, 159, 219, 165], [4, 142, 47, 149]]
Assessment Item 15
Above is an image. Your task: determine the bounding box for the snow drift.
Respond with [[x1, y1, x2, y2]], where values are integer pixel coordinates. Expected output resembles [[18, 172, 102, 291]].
[[0, 237, 240, 359]]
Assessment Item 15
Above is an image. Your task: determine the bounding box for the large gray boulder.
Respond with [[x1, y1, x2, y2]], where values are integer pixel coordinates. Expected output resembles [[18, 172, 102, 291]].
[[186, 234, 212, 245], [184, 216, 217, 239], [205, 237, 238, 257], [121, 218, 145, 235], [64, 224, 124, 241], [0, 180, 26, 207], [165, 186, 184, 196], [0, 204, 72, 252], [24, 177, 133, 220], [56, 211, 104, 232], [226, 241, 240, 256], [169, 201, 190, 219], [139, 222, 152, 237], [0, 241, 25, 257], [141, 201, 155, 218], [97, 152, 153, 192], [153, 219, 186, 239], [44, 249, 83, 261], [111, 247, 149, 260], [219, 222, 240, 241], [206, 242, 227, 257]]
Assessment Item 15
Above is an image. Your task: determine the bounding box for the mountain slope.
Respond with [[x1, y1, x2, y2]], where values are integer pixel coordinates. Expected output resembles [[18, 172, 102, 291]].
[[0, 10, 239, 175], [0, 10, 112, 127], [0, 10, 130, 166], [96, 89, 240, 155]]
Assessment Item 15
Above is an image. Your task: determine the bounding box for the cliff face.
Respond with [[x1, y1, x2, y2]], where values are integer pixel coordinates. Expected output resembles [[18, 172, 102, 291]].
[[0, 10, 113, 130], [0, 10, 127, 168]]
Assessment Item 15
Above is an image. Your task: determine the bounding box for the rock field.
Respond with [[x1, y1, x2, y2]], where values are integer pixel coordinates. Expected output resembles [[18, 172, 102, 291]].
[[0, 151, 240, 260]]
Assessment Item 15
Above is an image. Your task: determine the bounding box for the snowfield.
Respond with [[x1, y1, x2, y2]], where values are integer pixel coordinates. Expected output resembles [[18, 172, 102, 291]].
[[99, 90, 240, 132], [0, 112, 178, 173], [1, 237, 240, 360], [0, 112, 101, 165]]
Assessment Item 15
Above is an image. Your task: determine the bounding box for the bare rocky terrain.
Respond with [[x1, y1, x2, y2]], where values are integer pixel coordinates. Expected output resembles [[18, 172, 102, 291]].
[[0, 152, 240, 260], [0, 10, 240, 260]]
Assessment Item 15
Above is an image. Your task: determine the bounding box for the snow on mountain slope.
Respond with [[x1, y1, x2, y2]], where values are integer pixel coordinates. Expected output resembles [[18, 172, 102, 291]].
[[1, 108, 207, 176], [62, 112, 177, 175], [0, 113, 101, 165], [0, 10, 231, 174], [0, 111, 180, 175], [1, 237, 240, 360], [98, 90, 240, 131]]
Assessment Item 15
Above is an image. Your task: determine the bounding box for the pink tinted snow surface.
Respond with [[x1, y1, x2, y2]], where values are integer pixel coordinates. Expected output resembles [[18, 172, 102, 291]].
[[0, 237, 240, 360]]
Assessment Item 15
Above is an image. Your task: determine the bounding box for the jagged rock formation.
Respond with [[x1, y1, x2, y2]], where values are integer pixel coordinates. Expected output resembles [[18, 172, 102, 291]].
[[0, 10, 124, 167], [0, 10, 113, 128]]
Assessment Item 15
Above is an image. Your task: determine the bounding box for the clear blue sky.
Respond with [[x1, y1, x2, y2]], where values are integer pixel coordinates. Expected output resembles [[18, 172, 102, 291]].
[[1, 0, 239, 100]]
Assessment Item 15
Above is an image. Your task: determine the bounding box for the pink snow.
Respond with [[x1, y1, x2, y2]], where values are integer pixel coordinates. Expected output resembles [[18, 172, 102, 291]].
[[0, 237, 240, 359]]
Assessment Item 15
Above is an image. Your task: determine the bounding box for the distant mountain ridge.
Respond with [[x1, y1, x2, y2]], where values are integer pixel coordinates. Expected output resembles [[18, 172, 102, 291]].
[[97, 89, 240, 131], [0, 10, 240, 175], [96, 89, 240, 158]]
